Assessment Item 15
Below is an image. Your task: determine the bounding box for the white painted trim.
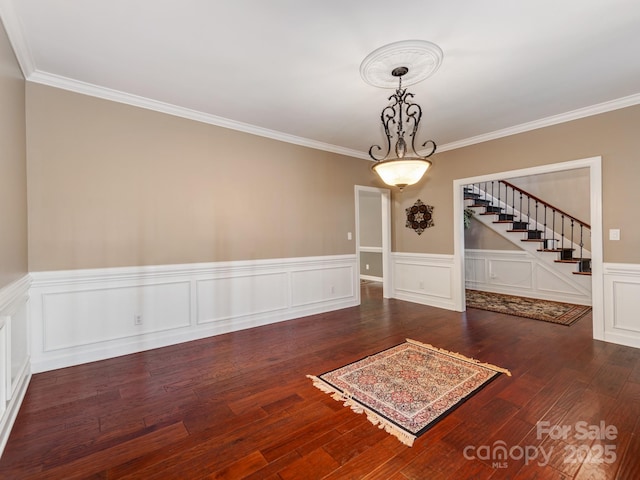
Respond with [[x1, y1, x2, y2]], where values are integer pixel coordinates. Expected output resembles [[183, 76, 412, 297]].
[[0, 2, 635, 163], [0, 275, 31, 459], [0, 0, 35, 77], [0, 275, 30, 313], [359, 246, 383, 253], [465, 249, 591, 305], [355, 185, 392, 299], [454, 157, 603, 338], [22, 70, 640, 161], [360, 275, 383, 283], [391, 253, 456, 310], [29, 255, 359, 372], [0, 367, 29, 459], [438, 94, 640, 153], [602, 263, 640, 349], [27, 70, 370, 160]]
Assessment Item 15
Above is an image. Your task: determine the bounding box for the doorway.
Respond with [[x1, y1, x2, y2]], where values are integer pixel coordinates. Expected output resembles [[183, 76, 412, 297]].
[[452, 156, 604, 341], [355, 186, 392, 300]]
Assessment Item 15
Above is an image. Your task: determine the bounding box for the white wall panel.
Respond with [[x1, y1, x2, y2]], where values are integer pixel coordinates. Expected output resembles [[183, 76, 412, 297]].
[[488, 259, 533, 288], [197, 272, 288, 324], [604, 264, 640, 348], [0, 276, 31, 459], [291, 266, 354, 307], [391, 253, 456, 310], [30, 255, 358, 372], [42, 282, 191, 351], [465, 249, 591, 305]]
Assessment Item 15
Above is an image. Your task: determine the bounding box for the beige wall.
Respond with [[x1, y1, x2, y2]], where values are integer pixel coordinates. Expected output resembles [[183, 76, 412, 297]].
[[0, 21, 28, 288], [26, 84, 376, 271], [359, 192, 382, 247], [393, 105, 640, 264], [509, 168, 590, 225]]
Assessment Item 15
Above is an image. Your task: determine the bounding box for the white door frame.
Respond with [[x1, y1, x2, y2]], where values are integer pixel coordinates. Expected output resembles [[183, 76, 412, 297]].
[[452, 156, 604, 341], [355, 185, 392, 299]]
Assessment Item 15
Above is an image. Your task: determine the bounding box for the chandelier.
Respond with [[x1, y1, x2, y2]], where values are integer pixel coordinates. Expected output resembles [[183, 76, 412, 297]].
[[361, 40, 442, 191]]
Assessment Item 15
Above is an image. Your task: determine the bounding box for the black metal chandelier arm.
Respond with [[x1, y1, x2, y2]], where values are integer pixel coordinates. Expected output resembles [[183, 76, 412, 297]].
[[419, 139, 437, 158], [368, 144, 386, 161]]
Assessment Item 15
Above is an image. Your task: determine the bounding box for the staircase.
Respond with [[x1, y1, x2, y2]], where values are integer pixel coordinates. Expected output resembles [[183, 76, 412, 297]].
[[465, 181, 592, 275], [464, 180, 591, 303]]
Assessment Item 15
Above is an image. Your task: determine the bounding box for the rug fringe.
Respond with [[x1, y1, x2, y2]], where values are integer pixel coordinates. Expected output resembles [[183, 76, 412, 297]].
[[306, 375, 416, 447], [405, 339, 512, 376]]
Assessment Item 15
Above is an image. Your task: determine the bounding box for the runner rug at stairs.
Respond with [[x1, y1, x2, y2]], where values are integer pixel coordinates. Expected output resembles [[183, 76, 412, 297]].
[[307, 339, 510, 446], [465, 289, 591, 326]]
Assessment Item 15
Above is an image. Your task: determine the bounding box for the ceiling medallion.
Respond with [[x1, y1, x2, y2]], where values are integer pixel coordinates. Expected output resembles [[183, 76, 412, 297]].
[[360, 40, 443, 89]]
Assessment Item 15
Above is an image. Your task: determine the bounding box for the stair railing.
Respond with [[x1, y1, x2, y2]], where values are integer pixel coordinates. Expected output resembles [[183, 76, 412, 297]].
[[500, 180, 590, 264], [466, 180, 591, 266]]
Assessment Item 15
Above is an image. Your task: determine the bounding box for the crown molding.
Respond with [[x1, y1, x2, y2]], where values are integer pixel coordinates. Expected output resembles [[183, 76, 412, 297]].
[[437, 92, 640, 153], [0, 0, 35, 77], [27, 70, 370, 160], [24, 69, 640, 161]]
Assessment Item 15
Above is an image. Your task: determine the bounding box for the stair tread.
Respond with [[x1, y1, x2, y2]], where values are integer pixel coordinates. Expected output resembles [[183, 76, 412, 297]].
[[507, 229, 529, 232], [494, 220, 515, 224], [537, 248, 575, 252], [573, 271, 592, 276]]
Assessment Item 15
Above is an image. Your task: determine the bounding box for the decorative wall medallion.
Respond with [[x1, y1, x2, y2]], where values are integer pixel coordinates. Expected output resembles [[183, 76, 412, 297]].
[[406, 199, 434, 235]]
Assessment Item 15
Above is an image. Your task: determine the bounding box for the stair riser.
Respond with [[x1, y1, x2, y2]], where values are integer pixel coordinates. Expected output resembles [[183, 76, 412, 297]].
[[512, 221, 528, 230], [578, 259, 592, 272]]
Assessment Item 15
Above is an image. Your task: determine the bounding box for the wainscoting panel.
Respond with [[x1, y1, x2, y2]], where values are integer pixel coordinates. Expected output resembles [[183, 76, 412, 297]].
[[291, 265, 354, 307], [0, 275, 31, 459], [465, 249, 592, 305], [391, 253, 456, 310], [30, 255, 358, 372], [197, 272, 288, 324], [604, 263, 640, 348], [42, 281, 192, 351]]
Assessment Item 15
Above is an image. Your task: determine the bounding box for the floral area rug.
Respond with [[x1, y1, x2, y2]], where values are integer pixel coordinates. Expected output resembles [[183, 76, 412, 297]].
[[466, 289, 591, 326], [307, 339, 510, 446]]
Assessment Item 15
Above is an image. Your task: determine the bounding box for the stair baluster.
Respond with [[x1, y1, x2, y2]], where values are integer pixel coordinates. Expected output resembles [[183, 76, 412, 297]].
[[466, 180, 592, 275], [570, 219, 575, 261], [543, 205, 547, 246]]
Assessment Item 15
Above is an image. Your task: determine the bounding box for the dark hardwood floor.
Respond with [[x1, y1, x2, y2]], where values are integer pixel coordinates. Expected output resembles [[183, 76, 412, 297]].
[[1, 282, 639, 479]]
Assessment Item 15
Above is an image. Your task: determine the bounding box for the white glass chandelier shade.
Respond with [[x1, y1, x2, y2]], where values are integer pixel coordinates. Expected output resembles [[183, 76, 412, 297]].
[[371, 158, 432, 191]]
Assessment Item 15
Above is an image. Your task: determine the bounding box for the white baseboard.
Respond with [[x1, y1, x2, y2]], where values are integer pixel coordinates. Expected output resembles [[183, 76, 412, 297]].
[[465, 249, 592, 305], [29, 255, 358, 372], [360, 275, 383, 282], [391, 253, 457, 310], [0, 275, 31, 459], [603, 263, 640, 349]]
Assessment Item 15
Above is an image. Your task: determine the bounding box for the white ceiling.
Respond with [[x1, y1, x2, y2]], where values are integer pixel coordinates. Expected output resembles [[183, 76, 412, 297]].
[[2, 0, 640, 159]]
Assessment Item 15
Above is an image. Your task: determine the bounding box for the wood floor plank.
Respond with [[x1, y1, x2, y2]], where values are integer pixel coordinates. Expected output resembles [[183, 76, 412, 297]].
[[38, 422, 189, 480], [1, 283, 639, 479]]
